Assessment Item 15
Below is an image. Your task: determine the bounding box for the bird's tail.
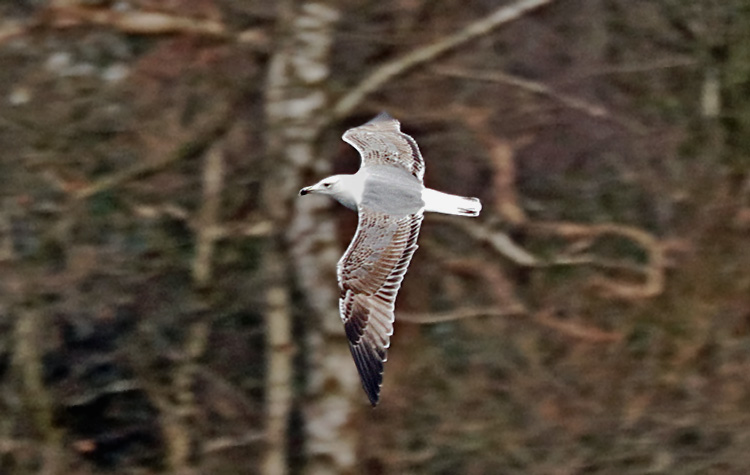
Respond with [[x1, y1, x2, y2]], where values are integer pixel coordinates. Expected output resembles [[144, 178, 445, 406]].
[[422, 188, 481, 217]]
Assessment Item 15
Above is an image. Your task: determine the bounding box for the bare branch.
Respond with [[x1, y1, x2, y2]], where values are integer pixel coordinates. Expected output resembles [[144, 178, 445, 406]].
[[399, 305, 621, 344], [0, 207, 14, 262], [533, 308, 623, 343], [543, 255, 651, 275], [399, 305, 526, 324], [209, 220, 275, 239], [47, 1, 225, 36], [435, 217, 538, 266], [436, 216, 665, 300], [567, 56, 697, 79], [130, 203, 275, 240], [202, 432, 266, 455], [71, 109, 230, 200], [435, 66, 646, 133], [193, 142, 225, 287], [441, 256, 525, 309], [195, 365, 260, 416], [0, 4, 269, 47], [528, 221, 665, 300], [12, 307, 63, 447], [0, 20, 24, 44], [332, 0, 558, 119], [451, 105, 532, 226], [72, 153, 186, 200]]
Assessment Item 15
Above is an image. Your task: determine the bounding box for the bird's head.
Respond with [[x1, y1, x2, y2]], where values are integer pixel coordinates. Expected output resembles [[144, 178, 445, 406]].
[[299, 175, 344, 197], [299, 174, 361, 211]]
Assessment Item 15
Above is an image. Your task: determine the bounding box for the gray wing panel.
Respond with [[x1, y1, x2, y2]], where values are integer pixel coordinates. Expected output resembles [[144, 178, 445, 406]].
[[360, 166, 425, 216]]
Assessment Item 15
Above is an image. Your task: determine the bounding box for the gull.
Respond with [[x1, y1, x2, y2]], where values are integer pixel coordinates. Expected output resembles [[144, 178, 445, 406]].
[[299, 112, 481, 405]]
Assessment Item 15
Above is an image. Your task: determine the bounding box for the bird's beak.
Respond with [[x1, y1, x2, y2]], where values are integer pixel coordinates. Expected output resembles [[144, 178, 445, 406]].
[[299, 186, 311, 196]]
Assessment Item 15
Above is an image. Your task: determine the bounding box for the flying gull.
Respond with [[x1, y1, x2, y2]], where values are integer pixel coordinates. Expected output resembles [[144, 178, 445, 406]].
[[299, 112, 481, 405]]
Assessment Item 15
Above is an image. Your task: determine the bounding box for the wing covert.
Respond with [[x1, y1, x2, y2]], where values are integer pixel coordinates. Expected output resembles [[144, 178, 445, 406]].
[[342, 112, 425, 182], [337, 208, 423, 405]]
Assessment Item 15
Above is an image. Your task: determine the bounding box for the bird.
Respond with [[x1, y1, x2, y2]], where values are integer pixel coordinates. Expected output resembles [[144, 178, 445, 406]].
[[299, 111, 481, 405]]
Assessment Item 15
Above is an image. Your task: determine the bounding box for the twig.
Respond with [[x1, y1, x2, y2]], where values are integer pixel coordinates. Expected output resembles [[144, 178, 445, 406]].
[[332, 0, 558, 119], [450, 105, 531, 225], [0, 21, 25, 44], [192, 141, 225, 287], [399, 305, 620, 343], [62, 380, 142, 407], [434, 217, 538, 266], [528, 221, 665, 299], [0, 207, 14, 262], [399, 305, 527, 324], [129, 202, 275, 240], [12, 306, 63, 449], [440, 257, 524, 309], [73, 154, 182, 200], [202, 432, 266, 454], [71, 110, 230, 200], [543, 255, 650, 275], [0, 8, 268, 47], [434, 66, 646, 134], [533, 308, 623, 343], [436, 217, 664, 300], [47, 1, 225, 36], [195, 365, 260, 416], [566, 57, 697, 79], [209, 220, 275, 239]]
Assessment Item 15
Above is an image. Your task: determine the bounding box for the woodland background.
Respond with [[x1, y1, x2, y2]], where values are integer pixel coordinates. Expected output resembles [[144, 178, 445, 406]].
[[0, 0, 749, 474]]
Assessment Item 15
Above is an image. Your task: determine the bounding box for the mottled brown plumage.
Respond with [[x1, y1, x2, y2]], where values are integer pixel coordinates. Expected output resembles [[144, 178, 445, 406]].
[[338, 211, 422, 405], [299, 112, 481, 405], [343, 111, 425, 182]]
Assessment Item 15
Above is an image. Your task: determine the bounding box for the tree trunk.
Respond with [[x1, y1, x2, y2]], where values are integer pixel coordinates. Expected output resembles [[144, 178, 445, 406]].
[[262, 247, 294, 475], [264, 2, 358, 474]]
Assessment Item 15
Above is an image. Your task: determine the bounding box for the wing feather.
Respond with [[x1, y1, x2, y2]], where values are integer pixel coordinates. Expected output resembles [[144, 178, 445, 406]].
[[342, 112, 425, 182], [337, 208, 423, 405]]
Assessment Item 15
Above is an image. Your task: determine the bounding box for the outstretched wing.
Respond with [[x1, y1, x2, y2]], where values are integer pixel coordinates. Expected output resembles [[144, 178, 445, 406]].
[[337, 207, 423, 405], [342, 112, 425, 182]]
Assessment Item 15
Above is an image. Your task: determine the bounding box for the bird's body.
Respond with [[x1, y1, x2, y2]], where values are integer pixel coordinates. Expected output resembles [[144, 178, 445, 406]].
[[315, 166, 424, 214], [299, 112, 481, 405]]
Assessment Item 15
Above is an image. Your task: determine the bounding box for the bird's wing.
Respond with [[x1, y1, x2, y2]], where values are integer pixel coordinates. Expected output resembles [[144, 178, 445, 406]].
[[342, 112, 425, 182], [337, 207, 423, 405]]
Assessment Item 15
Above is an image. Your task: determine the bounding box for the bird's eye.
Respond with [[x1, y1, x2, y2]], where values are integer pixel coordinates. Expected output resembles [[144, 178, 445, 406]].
[[324, 183, 332, 188]]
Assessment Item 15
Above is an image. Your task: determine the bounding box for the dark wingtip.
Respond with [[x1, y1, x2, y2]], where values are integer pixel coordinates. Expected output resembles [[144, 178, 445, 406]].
[[364, 380, 380, 407], [348, 342, 384, 406]]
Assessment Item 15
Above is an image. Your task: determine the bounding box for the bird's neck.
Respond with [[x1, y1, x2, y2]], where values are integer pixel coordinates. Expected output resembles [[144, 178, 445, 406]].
[[334, 173, 365, 211]]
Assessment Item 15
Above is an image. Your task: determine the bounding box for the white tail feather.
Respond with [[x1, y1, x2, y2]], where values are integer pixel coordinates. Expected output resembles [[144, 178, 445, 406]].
[[422, 188, 481, 217]]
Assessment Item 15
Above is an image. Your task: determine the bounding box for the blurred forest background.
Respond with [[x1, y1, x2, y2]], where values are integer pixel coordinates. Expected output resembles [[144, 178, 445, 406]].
[[1, 0, 749, 474]]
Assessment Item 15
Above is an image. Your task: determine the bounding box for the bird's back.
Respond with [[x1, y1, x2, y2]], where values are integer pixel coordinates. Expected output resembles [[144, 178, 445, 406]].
[[360, 165, 425, 216]]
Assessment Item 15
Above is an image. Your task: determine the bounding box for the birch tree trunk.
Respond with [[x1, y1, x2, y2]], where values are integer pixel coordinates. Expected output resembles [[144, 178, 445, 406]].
[[263, 2, 359, 474]]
